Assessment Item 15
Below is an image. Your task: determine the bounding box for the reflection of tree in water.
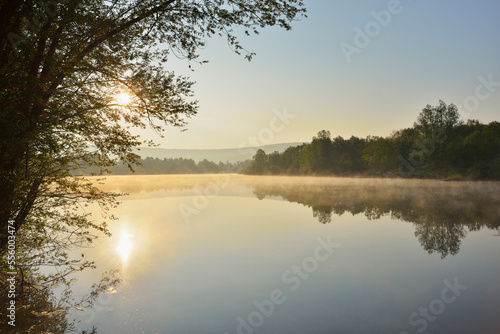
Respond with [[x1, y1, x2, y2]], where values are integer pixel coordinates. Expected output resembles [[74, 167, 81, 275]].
[[252, 179, 500, 258], [312, 205, 333, 224], [0, 274, 71, 333], [0, 266, 119, 333], [413, 220, 466, 258]]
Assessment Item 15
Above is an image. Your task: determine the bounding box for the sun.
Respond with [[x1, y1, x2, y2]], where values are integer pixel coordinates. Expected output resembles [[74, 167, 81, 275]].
[[115, 91, 132, 106]]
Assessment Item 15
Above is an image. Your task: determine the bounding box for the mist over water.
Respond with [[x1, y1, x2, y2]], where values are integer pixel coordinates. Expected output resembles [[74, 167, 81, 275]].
[[72, 174, 500, 334]]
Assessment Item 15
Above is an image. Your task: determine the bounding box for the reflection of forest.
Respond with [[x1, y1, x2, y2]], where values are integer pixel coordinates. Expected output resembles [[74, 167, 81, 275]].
[[0, 275, 68, 333], [0, 269, 118, 333], [95, 175, 500, 259], [252, 180, 500, 258]]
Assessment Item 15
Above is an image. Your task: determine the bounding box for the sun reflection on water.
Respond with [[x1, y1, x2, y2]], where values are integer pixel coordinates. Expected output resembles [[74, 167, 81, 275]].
[[116, 230, 133, 264]]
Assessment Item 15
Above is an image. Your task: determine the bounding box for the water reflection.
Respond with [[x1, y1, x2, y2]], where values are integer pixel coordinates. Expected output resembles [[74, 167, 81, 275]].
[[4, 175, 497, 333], [96, 175, 500, 259], [87, 175, 500, 334], [0, 269, 119, 333], [116, 229, 133, 264], [250, 178, 500, 258]]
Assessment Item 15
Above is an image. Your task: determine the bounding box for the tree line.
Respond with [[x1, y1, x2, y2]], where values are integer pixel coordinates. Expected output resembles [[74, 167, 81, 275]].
[[243, 101, 500, 180], [80, 157, 251, 175]]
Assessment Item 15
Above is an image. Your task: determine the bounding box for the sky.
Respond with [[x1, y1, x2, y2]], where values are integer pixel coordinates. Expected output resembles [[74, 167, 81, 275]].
[[139, 0, 500, 149]]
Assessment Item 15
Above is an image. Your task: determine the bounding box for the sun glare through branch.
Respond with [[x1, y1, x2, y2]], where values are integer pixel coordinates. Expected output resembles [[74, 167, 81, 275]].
[[114, 91, 133, 106]]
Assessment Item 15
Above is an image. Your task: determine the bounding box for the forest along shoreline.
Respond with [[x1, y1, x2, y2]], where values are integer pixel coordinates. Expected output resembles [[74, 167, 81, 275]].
[[89, 101, 500, 181], [242, 102, 500, 181]]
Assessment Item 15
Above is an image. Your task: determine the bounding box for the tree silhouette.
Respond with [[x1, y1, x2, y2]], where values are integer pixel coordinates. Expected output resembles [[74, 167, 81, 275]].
[[0, 0, 306, 252]]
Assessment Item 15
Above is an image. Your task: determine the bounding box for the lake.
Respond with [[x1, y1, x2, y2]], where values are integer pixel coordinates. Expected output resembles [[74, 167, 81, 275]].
[[68, 174, 500, 334]]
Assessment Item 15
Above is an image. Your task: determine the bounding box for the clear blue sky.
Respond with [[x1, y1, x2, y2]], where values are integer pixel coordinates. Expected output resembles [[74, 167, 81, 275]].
[[140, 0, 500, 149]]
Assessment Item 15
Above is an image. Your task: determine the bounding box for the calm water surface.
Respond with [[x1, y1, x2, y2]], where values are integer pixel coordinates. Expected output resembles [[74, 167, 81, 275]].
[[69, 175, 500, 334]]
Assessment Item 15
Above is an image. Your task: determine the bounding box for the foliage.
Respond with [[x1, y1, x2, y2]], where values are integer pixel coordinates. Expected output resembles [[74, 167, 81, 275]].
[[244, 149, 269, 174], [0, 0, 306, 249], [242, 101, 500, 179], [0, 0, 306, 329], [413, 100, 461, 137], [0, 266, 119, 333], [80, 157, 251, 174]]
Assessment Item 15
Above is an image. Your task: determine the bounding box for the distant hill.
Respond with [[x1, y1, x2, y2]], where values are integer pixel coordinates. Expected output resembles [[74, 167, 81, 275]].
[[132, 142, 306, 163]]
